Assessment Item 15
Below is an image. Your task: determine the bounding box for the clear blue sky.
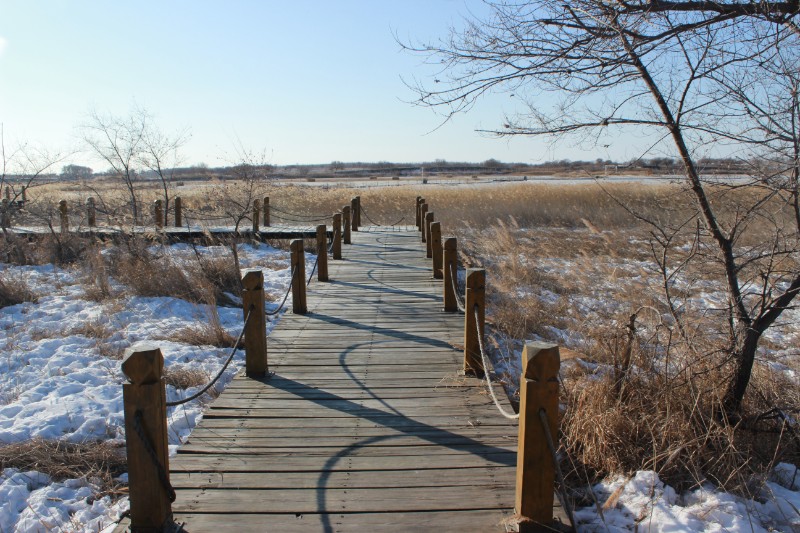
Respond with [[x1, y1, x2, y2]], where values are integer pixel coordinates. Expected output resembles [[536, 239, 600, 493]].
[[0, 1, 634, 168]]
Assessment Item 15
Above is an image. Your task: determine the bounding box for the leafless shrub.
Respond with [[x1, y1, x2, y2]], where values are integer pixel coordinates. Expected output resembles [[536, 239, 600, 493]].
[[0, 272, 37, 308], [164, 306, 237, 348], [164, 366, 210, 390], [0, 438, 127, 498]]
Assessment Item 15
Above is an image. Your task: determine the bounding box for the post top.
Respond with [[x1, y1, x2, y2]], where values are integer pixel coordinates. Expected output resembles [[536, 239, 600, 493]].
[[242, 269, 264, 289], [122, 344, 164, 385], [521, 342, 560, 381]]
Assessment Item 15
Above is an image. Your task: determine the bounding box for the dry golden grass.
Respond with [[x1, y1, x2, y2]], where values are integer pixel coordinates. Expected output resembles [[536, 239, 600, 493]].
[[0, 271, 37, 308], [164, 366, 210, 390], [0, 438, 126, 498], [164, 306, 237, 348]]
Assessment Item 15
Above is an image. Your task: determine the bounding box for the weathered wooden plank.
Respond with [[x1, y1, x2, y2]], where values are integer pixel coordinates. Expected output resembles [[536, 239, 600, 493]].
[[170, 467, 514, 489], [167, 510, 514, 533]]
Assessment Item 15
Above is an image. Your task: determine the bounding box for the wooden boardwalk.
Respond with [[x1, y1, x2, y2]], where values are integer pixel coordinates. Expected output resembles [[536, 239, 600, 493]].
[[4, 224, 326, 240], [137, 226, 565, 532]]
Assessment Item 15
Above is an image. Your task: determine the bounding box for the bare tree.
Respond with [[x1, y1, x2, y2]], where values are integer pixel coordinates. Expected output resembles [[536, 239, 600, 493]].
[[404, 1, 800, 411], [81, 108, 146, 223], [0, 124, 66, 231], [137, 111, 190, 226]]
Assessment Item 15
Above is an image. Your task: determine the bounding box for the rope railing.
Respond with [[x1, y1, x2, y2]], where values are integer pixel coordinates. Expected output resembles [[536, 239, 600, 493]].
[[132, 411, 177, 503], [359, 204, 406, 228], [266, 264, 298, 316], [449, 262, 467, 313], [539, 407, 577, 528], [165, 306, 254, 407], [307, 254, 320, 286], [473, 305, 520, 420], [270, 205, 331, 220]]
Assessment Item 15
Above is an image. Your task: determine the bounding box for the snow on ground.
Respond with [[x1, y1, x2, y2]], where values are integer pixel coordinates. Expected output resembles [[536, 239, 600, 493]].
[[573, 468, 800, 532], [0, 242, 298, 532]]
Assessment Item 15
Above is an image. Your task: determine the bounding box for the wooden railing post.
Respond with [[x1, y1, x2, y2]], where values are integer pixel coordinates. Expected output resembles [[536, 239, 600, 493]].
[[1, 199, 9, 229], [415, 196, 422, 228], [420, 203, 428, 241], [443, 237, 458, 311], [316, 224, 329, 282], [515, 343, 561, 532], [430, 222, 443, 279], [351, 197, 359, 232], [121, 345, 173, 531], [332, 213, 343, 259], [425, 212, 434, 258], [87, 197, 96, 227], [252, 200, 260, 233], [154, 200, 164, 229], [242, 270, 268, 377], [263, 197, 270, 227], [174, 196, 182, 227], [342, 205, 352, 245], [464, 268, 485, 376], [291, 239, 308, 314], [59, 200, 69, 235], [21, 186, 26, 205], [355, 196, 361, 227]]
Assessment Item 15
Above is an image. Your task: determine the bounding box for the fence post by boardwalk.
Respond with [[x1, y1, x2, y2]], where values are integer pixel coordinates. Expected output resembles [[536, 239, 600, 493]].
[[464, 268, 485, 376], [332, 213, 343, 259], [252, 200, 260, 234], [443, 237, 458, 311], [21, 186, 26, 205], [241, 270, 268, 377], [154, 200, 164, 229], [351, 198, 359, 232], [291, 239, 308, 314], [342, 205, 352, 245], [121, 345, 173, 531], [1, 199, 9, 229], [59, 200, 69, 235], [263, 197, 270, 227], [515, 342, 561, 532], [425, 212, 434, 258], [420, 203, 428, 241], [355, 196, 361, 227], [316, 224, 329, 282], [86, 197, 96, 227], [174, 197, 182, 227], [430, 222, 443, 278], [415, 196, 422, 228]]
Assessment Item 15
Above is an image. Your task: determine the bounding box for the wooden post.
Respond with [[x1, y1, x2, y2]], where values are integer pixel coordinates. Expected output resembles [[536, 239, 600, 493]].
[[515, 343, 561, 532], [4, 186, 9, 200], [332, 213, 342, 259], [415, 196, 422, 228], [355, 195, 361, 227], [316, 224, 329, 282], [121, 345, 173, 531], [425, 212, 434, 258], [86, 197, 96, 227], [21, 186, 26, 205], [342, 205, 352, 245], [241, 270, 268, 378], [351, 198, 359, 232], [420, 203, 428, 241], [252, 200, 260, 234], [59, 200, 69, 235], [443, 237, 458, 311], [174, 197, 182, 227], [1, 199, 9, 229], [263, 197, 270, 227], [430, 222, 443, 279], [154, 200, 164, 229], [464, 268, 485, 376], [290, 239, 308, 314]]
